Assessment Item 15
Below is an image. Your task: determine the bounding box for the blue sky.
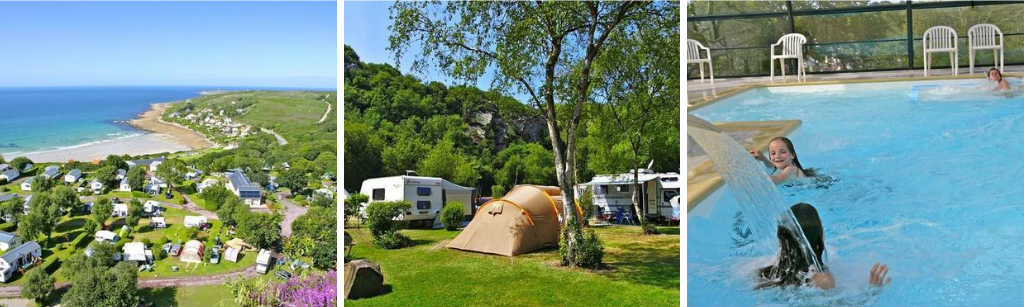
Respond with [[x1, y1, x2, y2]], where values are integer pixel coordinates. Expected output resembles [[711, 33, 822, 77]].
[[0, 1, 337, 88], [344, 1, 500, 92]]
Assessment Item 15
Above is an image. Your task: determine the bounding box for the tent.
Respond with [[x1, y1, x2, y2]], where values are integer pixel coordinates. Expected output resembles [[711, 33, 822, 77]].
[[225, 238, 255, 252], [180, 240, 204, 263], [447, 185, 581, 256], [224, 247, 240, 263]]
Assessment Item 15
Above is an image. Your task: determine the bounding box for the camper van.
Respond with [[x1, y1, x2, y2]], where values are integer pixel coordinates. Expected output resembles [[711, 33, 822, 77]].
[[255, 249, 272, 274], [359, 175, 474, 224], [577, 169, 680, 222]]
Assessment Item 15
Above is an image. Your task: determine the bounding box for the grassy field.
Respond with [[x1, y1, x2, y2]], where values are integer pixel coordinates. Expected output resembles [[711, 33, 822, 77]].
[[344, 225, 680, 306]]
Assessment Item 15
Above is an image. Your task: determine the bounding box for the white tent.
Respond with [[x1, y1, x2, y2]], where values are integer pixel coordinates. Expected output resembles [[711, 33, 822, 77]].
[[122, 242, 152, 263], [224, 247, 240, 263], [180, 240, 204, 263], [183, 216, 207, 228]]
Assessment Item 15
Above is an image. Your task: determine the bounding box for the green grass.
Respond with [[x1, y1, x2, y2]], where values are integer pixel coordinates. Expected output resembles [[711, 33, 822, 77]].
[[344, 225, 680, 306], [139, 284, 238, 307]]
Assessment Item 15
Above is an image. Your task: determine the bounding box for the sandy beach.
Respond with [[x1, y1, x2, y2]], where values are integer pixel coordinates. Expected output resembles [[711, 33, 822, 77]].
[[128, 103, 215, 149]]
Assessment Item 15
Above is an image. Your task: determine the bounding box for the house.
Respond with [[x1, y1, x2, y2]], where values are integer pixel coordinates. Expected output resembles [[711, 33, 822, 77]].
[[90, 179, 104, 193], [197, 178, 219, 193], [0, 164, 8, 172], [184, 169, 203, 181], [21, 163, 32, 172], [111, 203, 128, 217], [180, 240, 204, 264], [359, 175, 474, 222], [314, 188, 334, 199], [576, 168, 681, 220], [127, 157, 165, 170], [0, 231, 21, 251], [144, 182, 161, 195], [183, 216, 207, 228], [255, 249, 272, 274], [40, 165, 59, 179], [143, 200, 162, 215], [0, 194, 16, 204], [119, 177, 131, 192], [20, 177, 34, 191], [0, 241, 41, 283], [122, 242, 153, 263], [116, 169, 127, 180], [95, 230, 119, 243], [0, 169, 17, 182], [225, 169, 262, 207], [64, 169, 82, 183], [150, 217, 167, 228]]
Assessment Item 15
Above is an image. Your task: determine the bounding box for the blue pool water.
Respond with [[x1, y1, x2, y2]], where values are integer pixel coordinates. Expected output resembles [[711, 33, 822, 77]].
[[688, 78, 1024, 305]]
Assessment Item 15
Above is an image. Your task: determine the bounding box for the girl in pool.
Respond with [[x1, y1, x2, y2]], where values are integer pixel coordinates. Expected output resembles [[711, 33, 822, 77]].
[[988, 68, 1011, 91], [751, 137, 815, 185], [756, 203, 892, 290]]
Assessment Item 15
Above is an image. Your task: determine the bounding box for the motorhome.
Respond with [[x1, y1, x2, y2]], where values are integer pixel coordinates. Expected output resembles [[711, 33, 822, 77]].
[[577, 168, 680, 222], [255, 249, 272, 274], [359, 175, 474, 224]]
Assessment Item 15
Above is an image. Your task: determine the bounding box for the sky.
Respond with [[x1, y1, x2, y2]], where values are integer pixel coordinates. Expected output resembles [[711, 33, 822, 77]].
[[343, 1, 501, 93], [0, 1, 337, 89]]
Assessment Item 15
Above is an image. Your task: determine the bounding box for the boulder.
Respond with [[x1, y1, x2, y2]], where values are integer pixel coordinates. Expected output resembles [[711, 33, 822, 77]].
[[344, 260, 385, 299]]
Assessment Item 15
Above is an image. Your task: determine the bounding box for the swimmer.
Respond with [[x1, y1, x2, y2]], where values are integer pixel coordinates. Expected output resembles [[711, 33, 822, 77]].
[[750, 137, 815, 185], [988, 68, 1011, 91]]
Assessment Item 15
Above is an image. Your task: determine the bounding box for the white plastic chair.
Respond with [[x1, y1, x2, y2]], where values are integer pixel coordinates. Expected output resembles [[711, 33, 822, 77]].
[[923, 26, 959, 77], [687, 39, 714, 83], [770, 34, 807, 82], [968, 24, 1004, 75]]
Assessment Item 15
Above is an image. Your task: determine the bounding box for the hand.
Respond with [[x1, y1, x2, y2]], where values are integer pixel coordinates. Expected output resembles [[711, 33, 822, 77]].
[[869, 262, 891, 287], [750, 150, 766, 161]]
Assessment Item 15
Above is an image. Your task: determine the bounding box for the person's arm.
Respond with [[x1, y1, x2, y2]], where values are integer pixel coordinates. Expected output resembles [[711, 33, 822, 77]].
[[1000, 80, 1011, 90], [810, 272, 835, 290], [869, 262, 892, 287], [750, 150, 772, 168], [769, 165, 799, 184]]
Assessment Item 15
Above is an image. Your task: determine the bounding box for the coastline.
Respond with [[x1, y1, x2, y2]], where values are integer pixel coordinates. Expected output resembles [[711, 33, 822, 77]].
[[128, 102, 216, 149]]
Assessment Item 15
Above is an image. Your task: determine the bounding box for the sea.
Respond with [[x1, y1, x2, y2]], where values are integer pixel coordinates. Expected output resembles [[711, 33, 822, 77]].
[[0, 86, 330, 157]]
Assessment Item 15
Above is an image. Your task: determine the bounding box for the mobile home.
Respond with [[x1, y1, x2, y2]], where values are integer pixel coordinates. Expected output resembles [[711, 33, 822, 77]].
[[577, 169, 680, 221], [359, 175, 474, 223]]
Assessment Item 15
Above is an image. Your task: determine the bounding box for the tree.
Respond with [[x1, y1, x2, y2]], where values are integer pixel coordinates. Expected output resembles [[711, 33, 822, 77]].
[[21, 268, 54, 305], [292, 207, 337, 269], [32, 175, 56, 192], [93, 197, 113, 228], [278, 169, 308, 196], [155, 158, 186, 186], [391, 1, 673, 266], [494, 143, 556, 193], [9, 157, 33, 171], [419, 139, 481, 187], [102, 154, 128, 171], [127, 167, 146, 192], [236, 212, 283, 250], [216, 196, 247, 227], [310, 195, 334, 208], [0, 197, 24, 225], [82, 218, 99, 233], [20, 192, 62, 247], [61, 261, 138, 307], [95, 166, 118, 187], [53, 186, 81, 216], [127, 198, 143, 229], [344, 193, 369, 228], [199, 185, 232, 211], [247, 171, 270, 188]]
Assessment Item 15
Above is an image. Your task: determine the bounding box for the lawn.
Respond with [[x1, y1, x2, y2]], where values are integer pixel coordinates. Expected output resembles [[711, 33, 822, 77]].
[[344, 225, 680, 306], [139, 284, 237, 307]]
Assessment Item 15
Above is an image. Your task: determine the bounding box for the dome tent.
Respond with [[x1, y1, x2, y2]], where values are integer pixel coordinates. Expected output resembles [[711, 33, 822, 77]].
[[447, 185, 581, 256]]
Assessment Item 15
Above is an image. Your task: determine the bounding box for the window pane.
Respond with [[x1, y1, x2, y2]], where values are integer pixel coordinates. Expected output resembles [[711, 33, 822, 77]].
[[372, 188, 385, 200], [807, 41, 910, 72], [795, 11, 907, 44], [913, 4, 1024, 39], [416, 187, 431, 196], [687, 48, 772, 77], [687, 0, 788, 17], [417, 201, 431, 210], [793, 1, 906, 11]]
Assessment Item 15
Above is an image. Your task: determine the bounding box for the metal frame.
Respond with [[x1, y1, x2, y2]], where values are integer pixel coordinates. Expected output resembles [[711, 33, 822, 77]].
[[687, 0, 1024, 79]]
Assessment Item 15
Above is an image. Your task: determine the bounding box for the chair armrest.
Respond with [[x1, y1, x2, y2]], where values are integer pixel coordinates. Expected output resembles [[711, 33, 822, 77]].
[[701, 45, 711, 58], [770, 43, 779, 56]]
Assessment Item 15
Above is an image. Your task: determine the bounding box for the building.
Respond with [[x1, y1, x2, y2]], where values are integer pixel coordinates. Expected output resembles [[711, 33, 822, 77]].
[[0, 164, 8, 172], [184, 169, 203, 181], [40, 165, 59, 179], [0, 169, 17, 182], [119, 177, 131, 192], [0, 241, 41, 283], [226, 169, 262, 207], [0, 231, 21, 251], [127, 157, 165, 170], [122, 242, 154, 263], [116, 169, 127, 180], [90, 179, 104, 193], [576, 169, 681, 220], [111, 203, 128, 217], [20, 177, 34, 191], [64, 169, 82, 183]]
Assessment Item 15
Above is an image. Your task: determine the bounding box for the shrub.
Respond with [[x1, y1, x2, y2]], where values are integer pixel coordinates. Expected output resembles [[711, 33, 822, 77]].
[[294, 195, 305, 202], [153, 247, 166, 260], [178, 198, 186, 205], [179, 182, 197, 194], [559, 223, 604, 269], [491, 185, 506, 198], [440, 202, 464, 231], [579, 187, 595, 224], [364, 201, 412, 249], [372, 232, 410, 250]]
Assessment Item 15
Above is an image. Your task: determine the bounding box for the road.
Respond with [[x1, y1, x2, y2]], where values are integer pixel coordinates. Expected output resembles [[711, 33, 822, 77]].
[[261, 128, 288, 146], [276, 192, 308, 237], [317, 95, 332, 124]]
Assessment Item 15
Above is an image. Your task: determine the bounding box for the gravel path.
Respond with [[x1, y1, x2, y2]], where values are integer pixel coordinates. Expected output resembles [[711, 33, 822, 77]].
[[276, 192, 307, 237]]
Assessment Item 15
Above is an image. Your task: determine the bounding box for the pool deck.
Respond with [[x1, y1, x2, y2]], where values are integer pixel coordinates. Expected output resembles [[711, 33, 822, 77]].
[[686, 66, 1024, 211]]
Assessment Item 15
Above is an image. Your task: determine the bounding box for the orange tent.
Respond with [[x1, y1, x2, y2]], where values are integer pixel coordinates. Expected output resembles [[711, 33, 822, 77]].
[[447, 185, 581, 256]]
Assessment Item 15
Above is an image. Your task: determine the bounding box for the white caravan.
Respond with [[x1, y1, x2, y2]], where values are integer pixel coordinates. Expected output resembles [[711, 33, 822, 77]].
[[576, 168, 680, 221], [359, 175, 474, 223]]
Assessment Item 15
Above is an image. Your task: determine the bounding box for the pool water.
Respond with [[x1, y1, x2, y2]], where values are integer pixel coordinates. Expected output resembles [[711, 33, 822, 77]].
[[688, 78, 1024, 305]]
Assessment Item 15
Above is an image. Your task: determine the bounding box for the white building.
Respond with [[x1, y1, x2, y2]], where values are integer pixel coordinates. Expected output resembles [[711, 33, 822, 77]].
[[119, 177, 131, 192], [20, 177, 34, 191], [64, 169, 82, 183], [0, 231, 21, 251], [225, 169, 262, 207], [0, 241, 41, 283], [111, 203, 129, 217], [183, 216, 207, 228]]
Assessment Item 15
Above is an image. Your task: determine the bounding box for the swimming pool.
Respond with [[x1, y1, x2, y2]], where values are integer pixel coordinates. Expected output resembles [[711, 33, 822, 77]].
[[688, 78, 1024, 305]]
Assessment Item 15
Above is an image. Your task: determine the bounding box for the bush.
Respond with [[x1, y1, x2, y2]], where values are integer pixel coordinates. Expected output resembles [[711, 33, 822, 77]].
[[559, 223, 604, 269], [178, 198, 186, 205], [440, 202, 464, 231], [491, 185, 506, 198], [180, 182, 197, 194], [294, 195, 305, 202], [372, 232, 411, 249], [141, 238, 151, 247], [153, 247, 166, 260], [364, 201, 412, 249], [579, 187, 595, 226]]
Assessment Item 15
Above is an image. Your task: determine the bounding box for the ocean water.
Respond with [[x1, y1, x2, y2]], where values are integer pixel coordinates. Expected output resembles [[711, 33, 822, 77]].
[[688, 78, 1024, 305], [0, 86, 331, 157]]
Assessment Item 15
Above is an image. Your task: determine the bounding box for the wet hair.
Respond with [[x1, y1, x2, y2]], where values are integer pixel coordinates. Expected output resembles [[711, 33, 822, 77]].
[[989, 68, 1004, 82], [770, 137, 816, 177], [755, 203, 827, 289]]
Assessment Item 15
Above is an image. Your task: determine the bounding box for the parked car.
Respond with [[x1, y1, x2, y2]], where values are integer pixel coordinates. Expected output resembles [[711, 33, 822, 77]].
[[169, 244, 182, 256], [274, 270, 292, 280], [161, 243, 172, 255], [210, 247, 220, 264]]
